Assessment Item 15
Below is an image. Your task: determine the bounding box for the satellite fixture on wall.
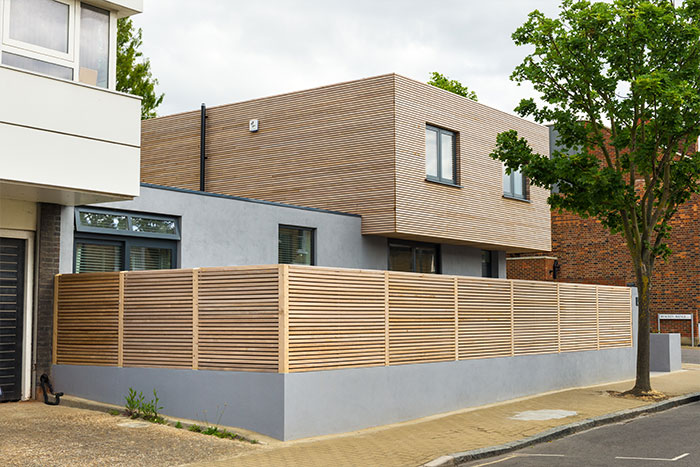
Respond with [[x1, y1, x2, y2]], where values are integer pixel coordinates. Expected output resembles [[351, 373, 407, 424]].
[[249, 119, 259, 132]]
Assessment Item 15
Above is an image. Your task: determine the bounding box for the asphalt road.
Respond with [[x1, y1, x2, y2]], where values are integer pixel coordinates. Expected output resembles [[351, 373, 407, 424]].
[[462, 401, 700, 467]]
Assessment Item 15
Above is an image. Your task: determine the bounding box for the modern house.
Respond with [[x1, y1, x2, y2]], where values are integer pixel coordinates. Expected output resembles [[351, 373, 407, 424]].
[[49, 75, 636, 440], [0, 0, 143, 402], [508, 127, 699, 345]]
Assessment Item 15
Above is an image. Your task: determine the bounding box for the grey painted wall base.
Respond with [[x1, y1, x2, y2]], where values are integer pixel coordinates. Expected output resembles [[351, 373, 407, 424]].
[[650, 333, 682, 372], [53, 346, 635, 441]]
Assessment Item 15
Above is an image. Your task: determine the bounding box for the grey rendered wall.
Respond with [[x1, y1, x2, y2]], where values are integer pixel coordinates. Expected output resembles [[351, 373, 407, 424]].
[[59, 185, 387, 273], [59, 185, 493, 277], [52, 365, 286, 440], [284, 346, 635, 440]]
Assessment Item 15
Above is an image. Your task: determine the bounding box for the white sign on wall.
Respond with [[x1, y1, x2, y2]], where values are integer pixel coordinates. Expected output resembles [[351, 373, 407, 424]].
[[658, 313, 692, 320]]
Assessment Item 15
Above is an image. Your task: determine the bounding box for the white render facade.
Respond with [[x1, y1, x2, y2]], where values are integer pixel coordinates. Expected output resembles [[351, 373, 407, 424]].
[[0, 0, 142, 402]]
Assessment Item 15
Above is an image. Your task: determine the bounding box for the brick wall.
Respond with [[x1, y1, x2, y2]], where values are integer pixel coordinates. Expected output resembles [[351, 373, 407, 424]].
[[35, 203, 61, 395], [506, 256, 557, 282]]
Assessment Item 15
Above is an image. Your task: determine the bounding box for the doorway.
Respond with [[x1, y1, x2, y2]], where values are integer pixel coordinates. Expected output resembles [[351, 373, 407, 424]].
[[0, 237, 25, 402]]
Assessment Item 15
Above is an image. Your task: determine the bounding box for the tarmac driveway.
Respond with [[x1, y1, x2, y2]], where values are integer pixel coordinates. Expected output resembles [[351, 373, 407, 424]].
[[0, 401, 260, 466], [681, 346, 700, 364]]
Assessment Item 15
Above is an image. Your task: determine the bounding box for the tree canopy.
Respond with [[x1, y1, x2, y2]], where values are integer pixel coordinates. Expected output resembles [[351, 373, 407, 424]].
[[117, 18, 164, 119], [490, 0, 700, 393], [427, 72, 478, 101]]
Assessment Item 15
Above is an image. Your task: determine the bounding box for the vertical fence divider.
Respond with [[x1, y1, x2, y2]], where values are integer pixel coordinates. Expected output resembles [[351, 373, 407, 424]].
[[556, 283, 561, 353], [384, 271, 390, 366], [192, 268, 199, 370], [510, 281, 515, 356], [52, 274, 60, 365], [454, 277, 459, 361], [278, 264, 289, 373], [118, 272, 124, 367], [596, 285, 601, 350], [629, 287, 634, 346]]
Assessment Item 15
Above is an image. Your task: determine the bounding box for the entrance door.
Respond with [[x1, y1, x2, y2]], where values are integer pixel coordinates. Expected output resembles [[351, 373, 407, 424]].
[[0, 238, 25, 402]]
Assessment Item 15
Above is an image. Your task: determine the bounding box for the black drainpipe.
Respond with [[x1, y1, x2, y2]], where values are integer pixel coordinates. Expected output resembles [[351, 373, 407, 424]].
[[200, 103, 207, 192]]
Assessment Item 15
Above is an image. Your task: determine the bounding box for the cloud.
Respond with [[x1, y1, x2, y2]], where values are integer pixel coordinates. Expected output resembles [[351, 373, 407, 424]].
[[133, 0, 560, 117]]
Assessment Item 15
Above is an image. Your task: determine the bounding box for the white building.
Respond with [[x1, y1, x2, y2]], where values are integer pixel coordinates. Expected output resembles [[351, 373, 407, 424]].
[[0, 0, 143, 401]]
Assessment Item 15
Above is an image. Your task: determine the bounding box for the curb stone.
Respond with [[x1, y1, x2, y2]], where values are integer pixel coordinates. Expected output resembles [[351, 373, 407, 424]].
[[421, 391, 700, 467]]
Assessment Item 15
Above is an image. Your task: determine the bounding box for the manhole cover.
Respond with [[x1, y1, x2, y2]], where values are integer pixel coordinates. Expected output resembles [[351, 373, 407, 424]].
[[117, 421, 150, 428], [509, 409, 578, 421]]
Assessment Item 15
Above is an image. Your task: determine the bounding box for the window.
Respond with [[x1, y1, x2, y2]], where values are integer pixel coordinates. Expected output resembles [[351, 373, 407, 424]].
[[503, 165, 528, 200], [388, 240, 439, 274], [1, 51, 73, 79], [8, 0, 70, 53], [279, 225, 314, 265], [74, 208, 179, 273], [426, 125, 457, 185], [481, 250, 499, 278], [79, 3, 109, 87]]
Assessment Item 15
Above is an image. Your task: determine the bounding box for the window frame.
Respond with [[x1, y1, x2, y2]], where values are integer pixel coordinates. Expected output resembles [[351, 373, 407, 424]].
[[387, 239, 441, 274], [278, 224, 316, 266], [425, 124, 458, 186], [73, 232, 178, 273], [481, 250, 500, 278], [502, 164, 529, 201], [1, 0, 76, 65], [74, 207, 181, 240], [0, 0, 117, 88]]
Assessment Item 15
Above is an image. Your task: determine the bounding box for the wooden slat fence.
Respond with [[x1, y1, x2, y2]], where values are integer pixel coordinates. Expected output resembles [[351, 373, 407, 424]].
[[54, 265, 633, 373]]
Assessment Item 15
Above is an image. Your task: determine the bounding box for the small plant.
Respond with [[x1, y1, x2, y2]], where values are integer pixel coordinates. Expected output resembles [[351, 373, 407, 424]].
[[108, 409, 120, 416], [124, 388, 144, 418], [174, 421, 183, 429], [189, 424, 202, 433], [141, 389, 164, 423]]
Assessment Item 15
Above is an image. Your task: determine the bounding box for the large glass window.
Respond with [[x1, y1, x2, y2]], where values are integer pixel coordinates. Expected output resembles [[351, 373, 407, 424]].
[[79, 3, 109, 87], [426, 125, 457, 185], [279, 225, 314, 265], [503, 165, 528, 200], [8, 0, 70, 53], [74, 208, 180, 273], [388, 240, 439, 274]]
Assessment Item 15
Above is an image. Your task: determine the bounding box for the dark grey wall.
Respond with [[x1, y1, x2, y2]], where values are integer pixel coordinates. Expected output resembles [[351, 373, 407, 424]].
[[52, 365, 286, 440], [59, 185, 497, 277]]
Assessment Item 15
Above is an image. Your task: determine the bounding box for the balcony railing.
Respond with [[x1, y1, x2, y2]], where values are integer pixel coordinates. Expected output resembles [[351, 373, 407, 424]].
[[54, 265, 633, 373]]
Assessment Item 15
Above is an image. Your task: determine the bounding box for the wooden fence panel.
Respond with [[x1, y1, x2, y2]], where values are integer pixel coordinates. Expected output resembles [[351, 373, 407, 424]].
[[123, 270, 193, 368], [197, 267, 280, 372], [559, 283, 598, 352], [598, 286, 633, 349], [512, 281, 559, 355], [287, 266, 385, 371], [458, 278, 512, 359], [55, 273, 120, 366], [388, 272, 455, 365]]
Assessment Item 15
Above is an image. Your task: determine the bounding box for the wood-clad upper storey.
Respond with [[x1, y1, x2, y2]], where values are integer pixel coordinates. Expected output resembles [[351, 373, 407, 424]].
[[393, 75, 551, 252], [141, 73, 550, 252]]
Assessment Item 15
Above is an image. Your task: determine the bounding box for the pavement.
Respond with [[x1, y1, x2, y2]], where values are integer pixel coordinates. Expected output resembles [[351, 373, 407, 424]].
[[460, 401, 700, 466], [2, 365, 700, 467]]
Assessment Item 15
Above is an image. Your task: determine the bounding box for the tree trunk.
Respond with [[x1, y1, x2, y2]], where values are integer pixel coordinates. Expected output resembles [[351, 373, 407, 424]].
[[631, 271, 652, 394]]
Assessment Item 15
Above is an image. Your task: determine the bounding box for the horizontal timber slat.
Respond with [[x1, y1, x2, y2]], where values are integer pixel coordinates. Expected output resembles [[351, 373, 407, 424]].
[[54, 265, 633, 372]]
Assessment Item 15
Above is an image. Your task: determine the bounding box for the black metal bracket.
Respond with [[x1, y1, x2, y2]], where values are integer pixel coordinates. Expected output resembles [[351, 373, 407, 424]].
[[39, 374, 63, 406]]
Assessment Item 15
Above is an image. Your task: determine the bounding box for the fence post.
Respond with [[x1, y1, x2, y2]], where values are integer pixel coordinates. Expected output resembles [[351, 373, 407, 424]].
[[384, 271, 390, 366], [454, 277, 459, 361], [118, 272, 124, 367], [278, 264, 289, 373], [510, 281, 515, 356], [596, 285, 601, 350], [52, 274, 60, 365], [556, 283, 561, 353], [192, 268, 199, 370]]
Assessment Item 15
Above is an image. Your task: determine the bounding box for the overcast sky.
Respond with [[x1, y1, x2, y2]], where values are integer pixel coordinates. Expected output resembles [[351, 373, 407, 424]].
[[133, 1, 562, 117]]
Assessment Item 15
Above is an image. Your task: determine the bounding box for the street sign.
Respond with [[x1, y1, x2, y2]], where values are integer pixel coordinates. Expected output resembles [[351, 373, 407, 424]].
[[658, 314, 695, 347]]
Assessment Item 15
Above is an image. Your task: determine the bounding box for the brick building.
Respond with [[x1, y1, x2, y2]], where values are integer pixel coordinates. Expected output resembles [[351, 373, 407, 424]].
[[508, 128, 700, 345]]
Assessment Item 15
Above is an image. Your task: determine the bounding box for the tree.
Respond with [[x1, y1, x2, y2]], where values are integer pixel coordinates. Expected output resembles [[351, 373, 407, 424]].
[[427, 72, 478, 101], [117, 18, 164, 119], [490, 0, 700, 394]]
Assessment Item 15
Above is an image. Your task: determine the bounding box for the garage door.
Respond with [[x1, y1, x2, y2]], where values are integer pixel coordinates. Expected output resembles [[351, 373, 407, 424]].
[[0, 238, 25, 402]]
